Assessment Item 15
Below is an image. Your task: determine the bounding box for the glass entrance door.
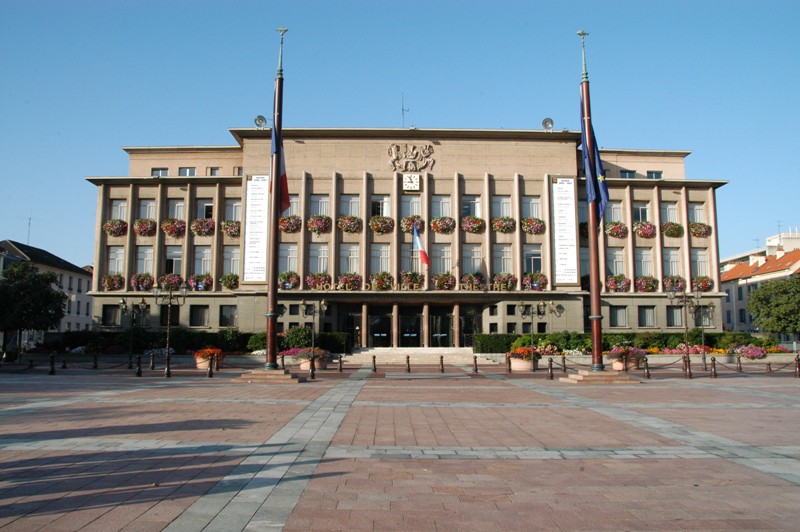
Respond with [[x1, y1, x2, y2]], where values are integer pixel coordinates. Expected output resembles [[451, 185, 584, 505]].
[[430, 309, 452, 347], [399, 306, 422, 347], [460, 306, 483, 347], [368, 305, 392, 347]]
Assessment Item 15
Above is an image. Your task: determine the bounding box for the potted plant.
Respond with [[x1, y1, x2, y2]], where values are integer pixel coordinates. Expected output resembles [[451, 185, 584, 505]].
[[507, 346, 538, 372], [605, 221, 628, 239], [492, 273, 517, 291], [282, 347, 330, 370], [278, 271, 300, 289], [661, 221, 684, 238], [430, 216, 456, 234], [306, 273, 331, 290], [369, 271, 394, 291], [306, 215, 332, 235], [521, 217, 546, 235], [337, 215, 362, 233], [608, 343, 646, 370], [187, 274, 213, 291], [220, 220, 241, 238], [460, 215, 486, 234], [369, 216, 395, 235], [733, 344, 767, 360], [158, 273, 183, 291], [522, 272, 548, 291], [663, 275, 687, 292], [279, 215, 302, 233], [634, 275, 659, 293], [220, 273, 239, 290], [431, 273, 456, 290], [400, 215, 425, 234], [161, 218, 186, 238], [692, 275, 714, 292], [689, 222, 712, 238], [130, 272, 154, 291], [103, 219, 128, 237], [633, 221, 656, 238], [101, 274, 125, 291], [133, 218, 157, 237], [491, 217, 516, 233], [194, 346, 223, 369], [605, 275, 631, 292], [337, 272, 362, 290], [460, 272, 486, 290], [190, 218, 215, 237], [400, 270, 424, 288]]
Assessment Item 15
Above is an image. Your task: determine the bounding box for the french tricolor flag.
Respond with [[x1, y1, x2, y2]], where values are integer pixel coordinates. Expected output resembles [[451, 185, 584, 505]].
[[413, 226, 430, 267]]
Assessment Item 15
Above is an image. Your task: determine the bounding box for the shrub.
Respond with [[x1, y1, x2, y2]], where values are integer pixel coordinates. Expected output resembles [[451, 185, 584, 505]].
[[473, 333, 519, 353], [247, 332, 266, 352], [286, 326, 312, 348]]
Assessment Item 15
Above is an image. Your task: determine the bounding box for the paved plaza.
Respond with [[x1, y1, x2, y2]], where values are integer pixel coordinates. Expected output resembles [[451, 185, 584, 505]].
[[0, 361, 799, 531]]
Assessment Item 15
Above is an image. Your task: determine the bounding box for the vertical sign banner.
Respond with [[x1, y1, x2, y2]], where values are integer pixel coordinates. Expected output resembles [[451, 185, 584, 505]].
[[243, 175, 269, 282], [551, 177, 578, 285]]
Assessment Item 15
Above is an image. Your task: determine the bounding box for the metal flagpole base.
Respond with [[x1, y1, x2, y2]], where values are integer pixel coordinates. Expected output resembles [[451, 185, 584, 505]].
[[590, 363, 605, 372], [264, 363, 279, 370]]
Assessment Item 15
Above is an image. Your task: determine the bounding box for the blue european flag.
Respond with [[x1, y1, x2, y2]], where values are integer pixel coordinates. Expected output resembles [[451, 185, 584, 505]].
[[581, 98, 609, 226]]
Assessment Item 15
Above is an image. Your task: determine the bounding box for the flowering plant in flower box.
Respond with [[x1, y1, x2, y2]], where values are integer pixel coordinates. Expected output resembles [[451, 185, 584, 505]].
[[306, 215, 332, 235], [634, 275, 659, 293], [220, 273, 239, 290], [460, 272, 486, 289], [734, 344, 767, 360], [369, 216, 395, 234], [130, 272, 154, 291], [194, 346, 222, 361], [161, 218, 186, 238], [522, 272, 548, 291], [491, 217, 516, 233], [187, 274, 213, 291], [633, 221, 656, 239], [101, 274, 125, 291], [103, 219, 128, 237], [605, 221, 628, 239], [521, 217, 546, 235], [692, 275, 714, 292], [689, 222, 712, 238], [278, 271, 300, 289], [220, 220, 241, 238], [369, 271, 394, 291], [133, 218, 157, 237], [607, 343, 646, 362], [305, 273, 331, 290], [399, 215, 425, 234], [663, 275, 687, 292], [400, 271, 424, 287], [279, 215, 302, 233], [157, 273, 183, 291], [430, 216, 456, 234], [507, 346, 537, 361], [661, 221, 684, 238], [337, 272, 362, 291], [460, 215, 486, 234], [605, 274, 631, 292], [492, 273, 518, 290], [336, 215, 362, 234], [432, 273, 456, 290], [190, 218, 215, 237]]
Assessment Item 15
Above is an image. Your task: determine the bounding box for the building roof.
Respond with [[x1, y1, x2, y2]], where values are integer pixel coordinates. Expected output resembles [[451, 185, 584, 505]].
[[0, 240, 91, 277], [720, 248, 800, 282]]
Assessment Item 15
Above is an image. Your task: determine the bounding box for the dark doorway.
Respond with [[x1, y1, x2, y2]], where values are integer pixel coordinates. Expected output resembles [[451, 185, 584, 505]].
[[337, 304, 361, 352], [460, 306, 483, 347], [430, 308, 452, 347], [399, 306, 423, 347], [368, 305, 392, 347]]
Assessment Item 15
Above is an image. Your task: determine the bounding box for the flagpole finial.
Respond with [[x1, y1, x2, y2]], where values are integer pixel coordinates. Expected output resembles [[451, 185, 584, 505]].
[[276, 27, 288, 78], [577, 29, 589, 81]]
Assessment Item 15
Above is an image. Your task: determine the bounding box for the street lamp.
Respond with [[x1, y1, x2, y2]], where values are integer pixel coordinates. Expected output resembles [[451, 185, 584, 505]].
[[302, 299, 327, 378], [667, 286, 702, 362], [695, 302, 715, 367], [119, 297, 148, 370], [154, 283, 187, 378]]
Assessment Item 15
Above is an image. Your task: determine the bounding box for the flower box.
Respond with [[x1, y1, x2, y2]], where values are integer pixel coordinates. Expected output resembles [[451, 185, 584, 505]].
[[661, 222, 684, 238], [220, 220, 241, 238], [634, 275, 659, 293], [279, 215, 302, 233], [101, 274, 124, 291], [190, 218, 215, 237], [161, 218, 186, 238], [194, 347, 223, 369], [220, 273, 239, 290], [605, 221, 628, 239], [306, 273, 331, 290], [521, 217, 546, 235], [133, 218, 157, 237], [369, 216, 395, 234], [492, 273, 517, 291], [460, 272, 486, 290], [430, 216, 456, 234], [306, 215, 332, 235], [460, 215, 486, 234], [689, 222, 712, 238], [605, 275, 631, 292], [130, 272, 154, 291], [491, 217, 516, 233], [400, 271, 424, 288], [400, 215, 425, 234], [187, 274, 213, 291], [432, 273, 455, 290], [337, 215, 363, 234], [103, 219, 128, 237], [663, 275, 687, 292], [278, 271, 300, 289], [691, 275, 714, 293], [337, 272, 362, 290], [522, 272, 548, 291], [633, 221, 656, 239], [157, 273, 183, 291], [369, 271, 394, 291]]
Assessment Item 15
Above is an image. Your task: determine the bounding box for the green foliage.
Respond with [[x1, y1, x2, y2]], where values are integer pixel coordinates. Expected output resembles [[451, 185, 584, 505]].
[[748, 276, 800, 335], [318, 332, 350, 354], [285, 326, 312, 348], [687, 327, 704, 346], [216, 328, 248, 351], [473, 333, 520, 353], [717, 331, 755, 350], [247, 332, 266, 351], [0, 262, 67, 343]]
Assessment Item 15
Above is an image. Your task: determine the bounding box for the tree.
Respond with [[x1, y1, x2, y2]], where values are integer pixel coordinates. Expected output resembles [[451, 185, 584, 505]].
[[0, 262, 67, 354], [747, 275, 800, 335]]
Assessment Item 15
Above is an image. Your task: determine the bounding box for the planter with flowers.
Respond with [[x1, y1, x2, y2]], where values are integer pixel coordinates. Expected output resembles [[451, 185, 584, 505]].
[[430, 216, 456, 234], [400, 215, 425, 234], [633, 221, 656, 239], [187, 274, 213, 291], [337, 272, 362, 291], [133, 218, 157, 237], [522, 272, 548, 291], [281, 347, 331, 370], [605, 221, 628, 239], [278, 271, 300, 290], [734, 344, 767, 360], [101, 274, 125, 291], [306, 273, 332, 290], [158, 273, 183, 291], [491, 217, 516, 234], [506, 341, 560, 372], [431, 273, 456, 291], [161, 218, 186, 238], [608, 343, 646, 370], [605, 275, 631, 292], [194, 347, 223, 369], [337, 215, 363, 234], [460, 272, 486, 290], [220, 273, 239, 290], [369, 216, 395, 235], [279, 215, 302, 233], [220, 220, 241, 238], [521, 217, 546, 235], [634, 275, 659, 293], [692, 275, 715, 293], [306, 215, 332, 235], [103, 219, 128, 237], [492, 273, 518, 291], [400, 271, 424, 288], [190, 218, 215, 237], [661, 222, 684, 238], [130, 272, 154, 291], [460, 215, 486, 234], [369, 271, 394, 291], [689, 222, 712, 238], [663, 275, 687, 293]]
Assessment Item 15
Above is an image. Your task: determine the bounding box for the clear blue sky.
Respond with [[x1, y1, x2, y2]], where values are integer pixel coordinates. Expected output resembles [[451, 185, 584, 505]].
[[1, 0, 797, 267]]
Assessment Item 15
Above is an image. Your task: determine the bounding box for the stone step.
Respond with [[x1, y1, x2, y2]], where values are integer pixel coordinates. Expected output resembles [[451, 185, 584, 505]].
[[238, 369, 307, 384], [559, 369, 641, 385], [344, 351, 498, 365]]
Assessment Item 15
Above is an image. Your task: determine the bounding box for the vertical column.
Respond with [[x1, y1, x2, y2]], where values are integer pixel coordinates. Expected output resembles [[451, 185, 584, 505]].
[[422, 303, 430, 348], [392, 303, 400, 348], [299, 172, 310, 287], [453, 303, 461, 348], [679, 186, 691, 289], [93, 184, 106, 293], [653, 187, 663, 292], [624, 185, 634, 284], [329, 172, 339, 285], [707, 186, 721, 297], [513, 173, 524, 286]]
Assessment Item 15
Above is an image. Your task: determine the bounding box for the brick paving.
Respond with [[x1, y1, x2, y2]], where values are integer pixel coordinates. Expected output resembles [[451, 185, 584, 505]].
[[0, 362, 798, 530]]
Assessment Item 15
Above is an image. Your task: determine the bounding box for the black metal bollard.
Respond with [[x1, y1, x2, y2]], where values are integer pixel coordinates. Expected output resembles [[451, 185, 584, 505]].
[[136, 354, 142, 377], [406, 355, 411, 373], [643, 357, 651, 379], [686, 354, 692, 379], [710, 356, 717, 378], [150, 352, 155, 370], [473, 355, 478, 374], [547, 358, 554, 380], [28, 360, 34, 369], [207, 355, 214, 378], [310, 355, 316, 380], [795, 355, 799, 378], [561, 355, 567, 373], [372, 354, 377, 373], [766, 362, 772, 373], [702, 353, 708, 371], [93, 352, 98, 370], [531, 355, 537, 372], [49, 352, 55, 375], [623, 352, 629, 373], [280, 355, 285, 370], [507, 356, 512, 373], [214, 354, 220, 372], [338, 355, 343, 372], [440, 355, 444, 373], [736, 355, 743, 373]]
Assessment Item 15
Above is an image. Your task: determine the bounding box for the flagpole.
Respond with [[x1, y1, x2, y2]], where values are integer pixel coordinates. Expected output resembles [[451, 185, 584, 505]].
[[579, 30, 605, 371], [265, 27, 287, 370]]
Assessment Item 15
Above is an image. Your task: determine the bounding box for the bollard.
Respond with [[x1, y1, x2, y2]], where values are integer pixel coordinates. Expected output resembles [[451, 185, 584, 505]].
[[150, 352, 155, 370], [214, 354, 220, 372], [136, 354, 142, 377], [280, 355, 285, 370], [406, 355, 411, 373], [507, 356, 512, 373], [623, 352, 629, 373], [93, 352, 98, 370], [643, 357, 651, 379], [310, 354, 316, 380], [795, 355, 799, 378], [372, 354, 377, 373], [440, 355, 445, 373], [49, 352, 55, 375], [561, 354, 567, 373], [710, 356, 717, 378], [207, 355, 214, 378], [685, 354, 692, 379], [531, 354, 537, 372], [766, 362, 772, 373], [28, 360, 34, 369], [61, 358, 67, 369], [338, 355, 343, 372], [702, 353, 708, 372], [473, 355, 478, 374], [547, 357, 554, 380], [736, 355, 743, 373]]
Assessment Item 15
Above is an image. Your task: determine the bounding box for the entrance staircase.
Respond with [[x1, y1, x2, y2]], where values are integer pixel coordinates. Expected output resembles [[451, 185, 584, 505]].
[[344, 347, 499, 365]]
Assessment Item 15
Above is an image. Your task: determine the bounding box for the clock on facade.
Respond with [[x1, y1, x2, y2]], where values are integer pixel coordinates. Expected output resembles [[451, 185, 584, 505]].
[[402, 173, 420, 191]]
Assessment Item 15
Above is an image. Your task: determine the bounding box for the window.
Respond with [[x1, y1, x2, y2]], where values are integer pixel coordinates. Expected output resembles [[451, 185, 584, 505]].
[[491, 196, 512, 218], [646, 171, 662, 179], [370, 195, 390, 216], [462, 244, 483, 274], [604, 200, 623, 223], [726, 310, 731, 325], [580, 247, 590, 279], [208, 167, 220, 176], [225, 199, 242, 221], [523, 244, 542, 273], [66, 299, 72, 314], [620, 170, 636, 179], [136, 246, 154, 274], [194, 246, 212, 275], [110, 199, 127, 220], [168, 198, 185, 219], [507, 304, 516, 316], [632, 201, 650, 223], [289, 304, 300, 316], [431, 195, 451, 217], [521, 196, 541, 219], [139, 199, 156, 219], [85, 302, 90, 316], [288, 194, 300, 216], [489, 305, 498, 316], [151, 168, 168, 177], [638, 306, 655, 327], [107, 246, 124, 275], [430, 243, 451, 275], [310, 194, 330, 216], [506, 323, 517, 334], [165, 246, 182, 274], [737, 286, 743, 301], [196, 199, 213, 219], [68, 276, 73, 291], [77, 278, 83, 293], [695, 306, 712, 327], [461, 195, 481, 217], [578, 201, 588, 223], [339, 243, 359, 273], [189, 305, 209, 327], [370, 244, 390, 273], [688, 203, 705, 224], [609, 306, 627, 327], [401, 195, 421, 217], [667, 306, 683, 327], [234, 166, 243, 176], [738, 308, 746, 324], [492, 244, 512, 274], [606, 248, 624, 276], [660, 202, 678, 223], [279, 243, 298, 273], [309, 243, 329, 274], [634, 248, 652, 277], [220, 305, 237, 327], [690, 249, 708, 276], [489, 323, 498, 333], [223, 246, 240, 275], [339, 195, 360, 217], [662, 248, 681, 276], [179, 167, 196, 176], [725, 289, 731, 302], [400, 244, 420, 273], [102, 305, 120, 326]]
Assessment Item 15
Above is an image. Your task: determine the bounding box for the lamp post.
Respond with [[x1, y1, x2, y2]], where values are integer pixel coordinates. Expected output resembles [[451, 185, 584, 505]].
[[154, 283, 187, 378], [302, 299, 327, 378], [668, 286, 701, 362], [119, 297, 148, 370], [695, 302, 715, 368]]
